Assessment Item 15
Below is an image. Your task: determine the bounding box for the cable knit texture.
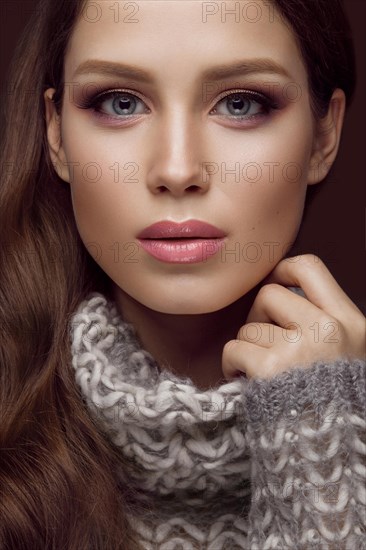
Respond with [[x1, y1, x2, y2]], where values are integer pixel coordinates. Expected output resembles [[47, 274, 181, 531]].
[[70, 292, 366, 550]]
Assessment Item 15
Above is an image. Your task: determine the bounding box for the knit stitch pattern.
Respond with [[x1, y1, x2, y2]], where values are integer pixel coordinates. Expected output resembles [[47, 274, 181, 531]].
[[70, 292, 366, 550]]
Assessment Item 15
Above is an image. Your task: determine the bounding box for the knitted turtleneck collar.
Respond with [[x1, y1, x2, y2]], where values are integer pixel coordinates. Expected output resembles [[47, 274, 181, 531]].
[[70, 292, 251, 508], [69, 291, 366, 549]]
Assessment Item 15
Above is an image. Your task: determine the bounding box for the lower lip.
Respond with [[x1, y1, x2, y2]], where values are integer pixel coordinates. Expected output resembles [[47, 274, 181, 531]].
[[137, 238, 225, 263]]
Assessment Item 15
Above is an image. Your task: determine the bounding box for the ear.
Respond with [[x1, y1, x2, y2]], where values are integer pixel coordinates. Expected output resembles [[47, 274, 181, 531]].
[[307, 88, 346, 185], [44, 88, 71, 183]]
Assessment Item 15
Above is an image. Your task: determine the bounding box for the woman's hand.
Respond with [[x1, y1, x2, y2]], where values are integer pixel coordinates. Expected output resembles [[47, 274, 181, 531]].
[[222, 254, 366, 380]]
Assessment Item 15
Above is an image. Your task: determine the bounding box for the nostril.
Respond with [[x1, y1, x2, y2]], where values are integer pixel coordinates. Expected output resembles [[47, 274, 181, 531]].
[[155, 184, 201, 193]]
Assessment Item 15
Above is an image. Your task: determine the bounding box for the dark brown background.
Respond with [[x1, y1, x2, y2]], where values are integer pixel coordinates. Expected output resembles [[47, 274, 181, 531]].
[[0, 0, 365, 311]]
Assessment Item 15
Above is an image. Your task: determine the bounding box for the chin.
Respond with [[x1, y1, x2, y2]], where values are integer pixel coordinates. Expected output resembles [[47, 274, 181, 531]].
[[145, 301, 223, 315], [112, 274, 256, 316], [133, 288, 244, 315]]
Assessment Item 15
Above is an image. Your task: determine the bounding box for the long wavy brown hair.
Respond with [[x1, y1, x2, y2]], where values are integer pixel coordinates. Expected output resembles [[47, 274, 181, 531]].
[[0, 0, 356, 548]]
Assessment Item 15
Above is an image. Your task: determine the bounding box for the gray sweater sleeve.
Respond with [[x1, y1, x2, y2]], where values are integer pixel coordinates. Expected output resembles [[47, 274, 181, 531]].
[[242, 359, 366, 550]]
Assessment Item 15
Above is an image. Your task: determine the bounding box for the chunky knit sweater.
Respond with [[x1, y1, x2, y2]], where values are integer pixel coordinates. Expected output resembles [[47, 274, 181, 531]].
[[70, 292, 366, 550]]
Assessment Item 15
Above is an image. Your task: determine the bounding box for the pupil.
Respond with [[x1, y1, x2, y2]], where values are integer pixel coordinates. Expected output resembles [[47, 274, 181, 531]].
[[113, 95, 135, 114], [229, 95, 250, 115]]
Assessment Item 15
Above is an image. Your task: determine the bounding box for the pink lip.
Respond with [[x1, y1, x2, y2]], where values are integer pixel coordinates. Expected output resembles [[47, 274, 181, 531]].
[[137, 220, 226, 239], [137, 220, 227, 263]]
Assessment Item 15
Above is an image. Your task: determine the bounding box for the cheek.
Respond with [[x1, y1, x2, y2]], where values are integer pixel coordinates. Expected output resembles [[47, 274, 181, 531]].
[[216, 115, 312, 241], [255, 124, 312, 242], [61, 124, 141, 246], [206, 118, 312, 297]]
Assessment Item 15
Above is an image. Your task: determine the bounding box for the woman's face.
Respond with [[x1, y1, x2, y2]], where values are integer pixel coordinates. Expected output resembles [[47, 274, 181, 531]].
[[47, 0, 321, 314]]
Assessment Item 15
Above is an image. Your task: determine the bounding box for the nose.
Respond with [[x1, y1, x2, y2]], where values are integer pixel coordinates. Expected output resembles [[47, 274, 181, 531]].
[[145, 110, 210, 196]]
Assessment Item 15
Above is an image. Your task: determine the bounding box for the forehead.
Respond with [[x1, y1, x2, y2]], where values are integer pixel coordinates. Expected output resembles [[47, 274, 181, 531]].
[[65, 0, 307, 87]]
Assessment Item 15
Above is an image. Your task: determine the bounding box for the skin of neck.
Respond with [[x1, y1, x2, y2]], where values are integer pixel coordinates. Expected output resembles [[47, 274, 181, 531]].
[[112, 283, 260, 390]]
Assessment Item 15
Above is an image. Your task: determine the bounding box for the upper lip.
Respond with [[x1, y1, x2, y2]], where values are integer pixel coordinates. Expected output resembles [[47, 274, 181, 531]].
[[137, 220, 226, 239]]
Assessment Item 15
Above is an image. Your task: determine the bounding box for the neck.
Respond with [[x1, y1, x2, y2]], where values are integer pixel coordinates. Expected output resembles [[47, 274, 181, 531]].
[[111, 285, 259, 390]]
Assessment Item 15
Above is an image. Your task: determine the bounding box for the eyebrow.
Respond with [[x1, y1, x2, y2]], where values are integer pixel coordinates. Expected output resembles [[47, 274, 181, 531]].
[[72, 58, 292, 82]]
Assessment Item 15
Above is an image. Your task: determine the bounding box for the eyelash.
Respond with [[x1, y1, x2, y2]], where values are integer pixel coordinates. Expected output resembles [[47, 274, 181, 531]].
[[76, 87, 280, 125]]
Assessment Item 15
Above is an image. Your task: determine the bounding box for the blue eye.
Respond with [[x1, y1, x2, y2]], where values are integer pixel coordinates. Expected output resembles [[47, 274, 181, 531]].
[[87, 91, 148, 117], [211, 91, 277, 119], [223, 94, 253, 116]]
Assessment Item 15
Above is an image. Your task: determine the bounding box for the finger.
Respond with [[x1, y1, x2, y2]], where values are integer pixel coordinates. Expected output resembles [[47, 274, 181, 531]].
[[246, 283, 328, 330], [222, 339, 277, 380], [237, 322, 284, 348], [264, 254, 361, 320]]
